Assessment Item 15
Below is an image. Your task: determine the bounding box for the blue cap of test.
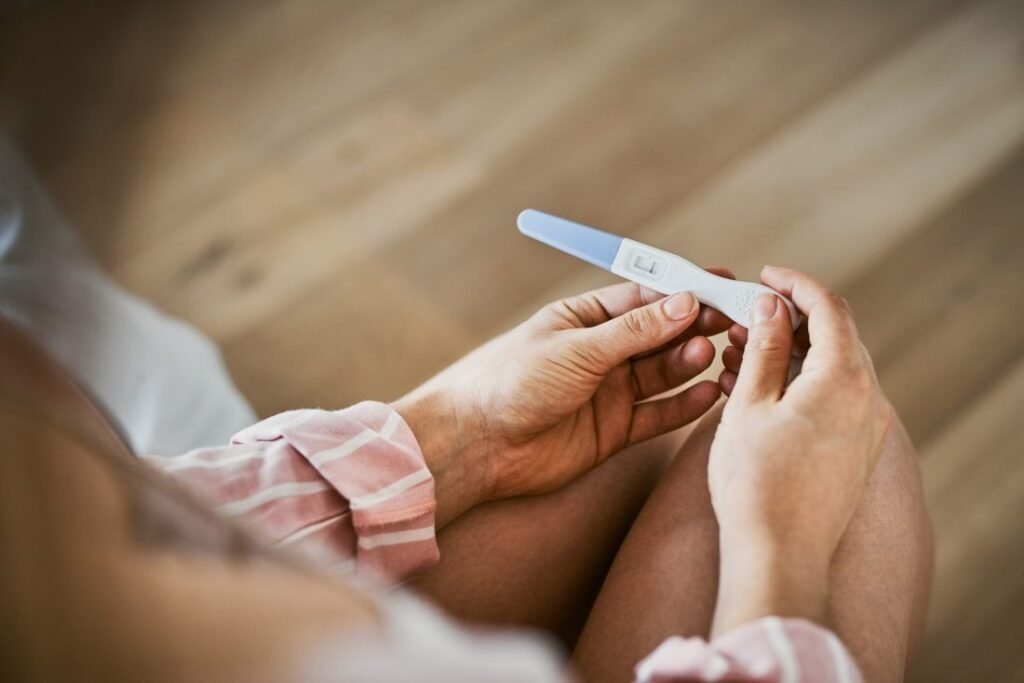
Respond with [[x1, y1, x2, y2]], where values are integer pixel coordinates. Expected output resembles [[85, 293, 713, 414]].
[[517, 209, 624, 271]]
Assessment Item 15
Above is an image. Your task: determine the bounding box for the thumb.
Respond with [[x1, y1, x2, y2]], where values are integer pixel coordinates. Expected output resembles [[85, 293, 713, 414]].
[[730, 293, 793, 403], [578, 292, 699, 369]]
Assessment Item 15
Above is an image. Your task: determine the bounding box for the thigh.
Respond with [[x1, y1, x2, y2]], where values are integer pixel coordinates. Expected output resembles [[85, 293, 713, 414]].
[[572, 403, 724, 683], [409, 429, 688, 647], [573, 403, 933, 683]]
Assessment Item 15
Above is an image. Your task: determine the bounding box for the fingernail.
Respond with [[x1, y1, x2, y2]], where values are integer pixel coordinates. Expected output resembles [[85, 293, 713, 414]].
[[752, 294, 778, 325], [663, 292, 697, 320]]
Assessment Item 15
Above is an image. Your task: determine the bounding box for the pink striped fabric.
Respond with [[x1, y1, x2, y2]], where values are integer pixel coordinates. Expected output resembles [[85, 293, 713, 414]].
[[144, 401, 439, 581], [636, 617, 863, 683]]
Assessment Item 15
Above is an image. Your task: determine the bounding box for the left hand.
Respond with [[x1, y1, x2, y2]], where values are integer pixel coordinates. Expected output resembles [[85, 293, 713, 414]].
[[394, 274, 733, 526], [708, 267, 893, 632]]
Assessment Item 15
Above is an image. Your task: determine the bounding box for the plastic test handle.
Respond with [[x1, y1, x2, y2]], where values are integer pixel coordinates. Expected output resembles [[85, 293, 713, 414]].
[[612, 238, 800, 330]]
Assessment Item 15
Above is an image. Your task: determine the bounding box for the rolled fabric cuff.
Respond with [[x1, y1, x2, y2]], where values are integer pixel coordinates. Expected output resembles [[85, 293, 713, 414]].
[[635, 617, 863, 683], [232, 401, 440, 582]]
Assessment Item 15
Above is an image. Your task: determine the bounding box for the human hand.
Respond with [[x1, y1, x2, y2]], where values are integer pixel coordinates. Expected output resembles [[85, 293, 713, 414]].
[[394, 274, 734, 526], [708, 266, 893, 632]]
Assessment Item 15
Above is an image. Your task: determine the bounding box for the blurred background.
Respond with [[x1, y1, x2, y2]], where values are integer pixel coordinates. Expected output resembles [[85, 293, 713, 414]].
[[1, 1, 1022, 680]]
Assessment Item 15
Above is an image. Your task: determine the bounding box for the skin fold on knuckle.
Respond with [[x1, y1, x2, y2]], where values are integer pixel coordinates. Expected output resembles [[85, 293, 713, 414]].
[[832, 293, 853, 315], [622, 307, 658, 342], [844, 364, 875, 395], [831, 293, 861, 332], [749, 333, 787, 356], [544, 299, 587, 329]]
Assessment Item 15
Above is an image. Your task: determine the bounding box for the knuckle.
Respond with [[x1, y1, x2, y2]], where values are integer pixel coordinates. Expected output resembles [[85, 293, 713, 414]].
[[547, 294, 605, 328], [835, 295, 860, 329], [750, 333, 787, 356], [622, 308, 655, 339], [844, 364, 875, 393], [543, 299, 569, 317], [826, 293, 850, 315], [539, 300, 576, 328]]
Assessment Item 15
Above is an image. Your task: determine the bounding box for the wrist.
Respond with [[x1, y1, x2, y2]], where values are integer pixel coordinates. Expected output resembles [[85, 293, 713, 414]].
[[717, 507, 839, 561], [391, 390, 493, 528], [713, 531, 830, 637]]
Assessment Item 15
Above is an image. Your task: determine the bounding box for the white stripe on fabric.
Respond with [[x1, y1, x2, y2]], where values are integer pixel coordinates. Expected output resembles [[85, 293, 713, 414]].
[[277, 514, 345, 546], [825, 631, 853, 683], [357, 525, 435, 550], [308, 409, 411, 468], [763, 617, 800, 683], [217, 481, 330, 516], [153, 449, 267, 472], [380, 409, 402, 438], [309, 428, 379, 467], [349, 469, 432, 509]]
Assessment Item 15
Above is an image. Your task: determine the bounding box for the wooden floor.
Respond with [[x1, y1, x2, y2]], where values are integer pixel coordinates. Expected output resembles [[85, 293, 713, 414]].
[[2, 1, 1023, 680]]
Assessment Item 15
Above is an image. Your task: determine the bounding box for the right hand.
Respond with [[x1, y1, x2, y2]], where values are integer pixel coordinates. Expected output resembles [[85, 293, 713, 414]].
[[708, 266, 893, 628], [395, 274, 733, 526]]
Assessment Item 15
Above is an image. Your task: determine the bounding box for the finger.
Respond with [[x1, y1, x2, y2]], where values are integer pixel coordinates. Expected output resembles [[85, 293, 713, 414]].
[[722, 345, 802, 385], [632, 304, 732, 360], [791, 320, 811, 358], [575, 292, 700, 369], [759, 266, 859, 360], [722, 345, 743, 373], [691, 267, 736, 336], [727, 323, 747, 349], [705, 266, 736, 280], [718, 369, 737, 396], [628, 379, 721, 445], [631, 336, 715, 400], [557, 282, 663, 328], [730, 293, 794, 404], [633, 267, 736, 359], [729, 322, 807, 372], [555, 267, 738, 329], [694, 304, 733, 337]]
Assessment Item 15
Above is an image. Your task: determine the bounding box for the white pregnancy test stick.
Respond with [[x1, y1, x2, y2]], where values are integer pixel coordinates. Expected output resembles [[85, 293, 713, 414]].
[[517, 209, 799, 329]]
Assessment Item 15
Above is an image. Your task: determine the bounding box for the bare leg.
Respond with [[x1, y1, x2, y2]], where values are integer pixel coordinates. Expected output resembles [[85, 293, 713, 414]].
[[572, 403, 932, 683], [828, 418, 933, 681], [410, 429, 688, 647], [572, 403, 723, 681]]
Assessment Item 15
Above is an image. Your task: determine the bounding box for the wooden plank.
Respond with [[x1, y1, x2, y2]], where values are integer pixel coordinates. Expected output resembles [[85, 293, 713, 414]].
[[845, 147, 1024, 444], [496, 0, 1024, 339], [116, 101, 483, 342], [2, 0, 534, 262], [222, 257, 477, 416], [380, 0, 962, 335], [635, 0, 1024, 288], [102, 1, 701, 341], [910, 358, 1024, 682]]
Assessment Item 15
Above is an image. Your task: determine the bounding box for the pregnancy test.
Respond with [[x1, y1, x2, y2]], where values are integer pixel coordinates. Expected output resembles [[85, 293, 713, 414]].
[[517, 209, 799, 329]]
